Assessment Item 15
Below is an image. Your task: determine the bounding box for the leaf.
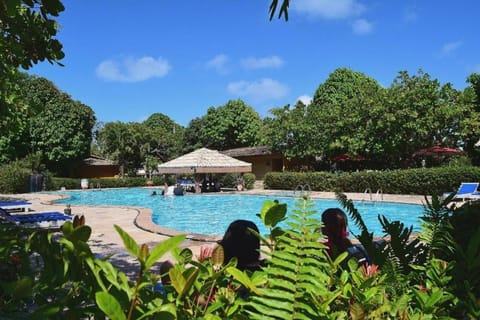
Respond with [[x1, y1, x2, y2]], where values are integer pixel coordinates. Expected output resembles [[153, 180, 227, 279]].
[[265, 203, 287, 227], [114, 224, 140, 258], [211, 244, 225, 266], [140, 243, 149, 263], [226, 266, 261, 295], [179, 268, 199, 300], [95, 291, 127, 320], [350, 302, 366, 320], [169, 267, 186, 295], [145, 235, 185, 269], [68, 225, 92, 243], [1, 277, 32, 299]]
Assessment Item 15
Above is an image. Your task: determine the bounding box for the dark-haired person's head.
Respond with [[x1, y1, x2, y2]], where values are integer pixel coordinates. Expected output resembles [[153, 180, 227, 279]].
[[321, 208, 352, 257], [218, 219, 260, 271], [321, 208, 348, 240]]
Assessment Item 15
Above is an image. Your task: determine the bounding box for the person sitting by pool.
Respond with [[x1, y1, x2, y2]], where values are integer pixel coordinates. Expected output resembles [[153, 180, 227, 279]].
[[321, 208, 353, 259], [217, 219, 264, 272]]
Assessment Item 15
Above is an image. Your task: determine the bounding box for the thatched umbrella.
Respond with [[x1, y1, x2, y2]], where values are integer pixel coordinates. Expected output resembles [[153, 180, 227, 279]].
[[157, 148, 252, 174]]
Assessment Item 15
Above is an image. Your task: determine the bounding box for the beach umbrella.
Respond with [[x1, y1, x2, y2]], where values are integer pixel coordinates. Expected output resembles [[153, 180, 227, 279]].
[[157, 148, 252, 174], [413, 145, 464, 157]]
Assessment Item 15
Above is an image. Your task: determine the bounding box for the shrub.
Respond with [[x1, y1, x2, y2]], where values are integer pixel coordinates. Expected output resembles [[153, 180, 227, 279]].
[[264, 166, 480, 195], [0, 162, 30, 193]]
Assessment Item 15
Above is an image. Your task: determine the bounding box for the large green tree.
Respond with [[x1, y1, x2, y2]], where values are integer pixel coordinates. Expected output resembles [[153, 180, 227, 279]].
[[28, 85, 95, 175], [261, 100, 317, 160], [307, 68, 384, 159], [0, 0, 65, 136], [376, 70, 469, 165], [200, 100, 262, 150], [142, 113, 184, 162]]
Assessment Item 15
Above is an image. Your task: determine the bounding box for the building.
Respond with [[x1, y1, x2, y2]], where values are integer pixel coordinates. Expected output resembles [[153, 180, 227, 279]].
[[222, 146, 283, 179], [75, 155, 119, 178]]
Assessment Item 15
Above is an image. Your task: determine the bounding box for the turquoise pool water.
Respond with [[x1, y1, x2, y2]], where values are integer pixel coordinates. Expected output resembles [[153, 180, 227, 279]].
[[53, 188, 424, 237]]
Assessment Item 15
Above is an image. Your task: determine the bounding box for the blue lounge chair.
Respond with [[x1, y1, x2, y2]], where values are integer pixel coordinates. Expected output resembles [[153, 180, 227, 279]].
[[0, 207, 71, 229], [0, 200, 32, 212], [443, 182, 480, 201]]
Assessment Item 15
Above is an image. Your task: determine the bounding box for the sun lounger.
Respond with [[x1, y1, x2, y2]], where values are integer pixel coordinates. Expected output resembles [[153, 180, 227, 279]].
[[443, 182, 480, 201], [0, 200, 32, 212], [0, 207, 71, 229]]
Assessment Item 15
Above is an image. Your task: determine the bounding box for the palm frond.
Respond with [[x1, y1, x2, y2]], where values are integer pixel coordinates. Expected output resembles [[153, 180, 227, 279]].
[[419, 194, 455, 260]]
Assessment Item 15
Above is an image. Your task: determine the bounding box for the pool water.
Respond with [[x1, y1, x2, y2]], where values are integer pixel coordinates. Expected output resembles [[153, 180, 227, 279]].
[[53, 188, 424, 237]]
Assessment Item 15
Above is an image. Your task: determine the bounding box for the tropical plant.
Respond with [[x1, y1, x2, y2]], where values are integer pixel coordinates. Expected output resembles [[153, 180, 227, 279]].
[[2, 194, 478, 318]]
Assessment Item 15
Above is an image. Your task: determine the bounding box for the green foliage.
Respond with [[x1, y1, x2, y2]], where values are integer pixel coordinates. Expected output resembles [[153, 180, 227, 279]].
[[0, 161, 30, 193], [243, 172, 256, 189], [96, 114, 184, 176], [264, 166, 480, 195], [199, 99, 262, 150], [246, 197, 340, 319], [49, 176, 172, 190], [1, 0, 65, 165], [1, 191, 479, 318]]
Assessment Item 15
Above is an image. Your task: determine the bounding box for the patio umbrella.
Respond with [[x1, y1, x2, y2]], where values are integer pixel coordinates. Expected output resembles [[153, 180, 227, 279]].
[[157, 148, 252, 174], [331, 153, 366, 162], [413, 145, 464, 157]]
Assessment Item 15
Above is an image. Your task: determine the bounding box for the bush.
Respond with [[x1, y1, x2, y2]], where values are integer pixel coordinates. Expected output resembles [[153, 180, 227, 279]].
[[264, 166, 480, 195], [0, 162, 30, 193], [243, 172, 256, 189]]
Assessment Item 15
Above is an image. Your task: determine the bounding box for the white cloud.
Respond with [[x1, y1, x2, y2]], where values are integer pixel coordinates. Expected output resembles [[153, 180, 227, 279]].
[[439, 41, 463, 57], [227, 78, 289, 103], [96, 56, 170, 82], [292, 0, 365, 19], [352, 19, 373, 35], [206, 54, 230, 74], [241, 56, 284, 69], [297, 95, 312, 105]]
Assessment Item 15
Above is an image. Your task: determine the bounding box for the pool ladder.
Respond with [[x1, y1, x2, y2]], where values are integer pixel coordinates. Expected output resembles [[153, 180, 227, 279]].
[[294, 184, 311, 198], [363, 188, 383, 202]]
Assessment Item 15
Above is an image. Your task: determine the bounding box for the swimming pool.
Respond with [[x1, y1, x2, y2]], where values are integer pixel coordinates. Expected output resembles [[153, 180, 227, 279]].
[[53, 188, 424, 237]]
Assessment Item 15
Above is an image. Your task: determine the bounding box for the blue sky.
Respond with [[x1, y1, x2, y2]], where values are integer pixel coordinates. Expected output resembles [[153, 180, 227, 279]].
[[28, 1, 480, 127]]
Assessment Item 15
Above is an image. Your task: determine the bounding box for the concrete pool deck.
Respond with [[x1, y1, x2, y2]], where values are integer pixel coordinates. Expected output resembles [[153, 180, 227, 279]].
[[1, 189, 428, 277]]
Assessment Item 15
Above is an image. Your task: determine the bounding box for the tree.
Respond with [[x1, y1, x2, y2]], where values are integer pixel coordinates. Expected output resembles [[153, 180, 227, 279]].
[[1, 0, 65, 164], [308, 68, 384, 159], [377, 70, 468, 165], [96, 122, 139, 177], [200, 100, 262, 150], [1, 0, 65, 130], [182, 117, 206, 153], [142, 113, 184, 162], [261, 100, 317, 161], [458, 73, 480, 163], [29, 92, 95, 175]]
